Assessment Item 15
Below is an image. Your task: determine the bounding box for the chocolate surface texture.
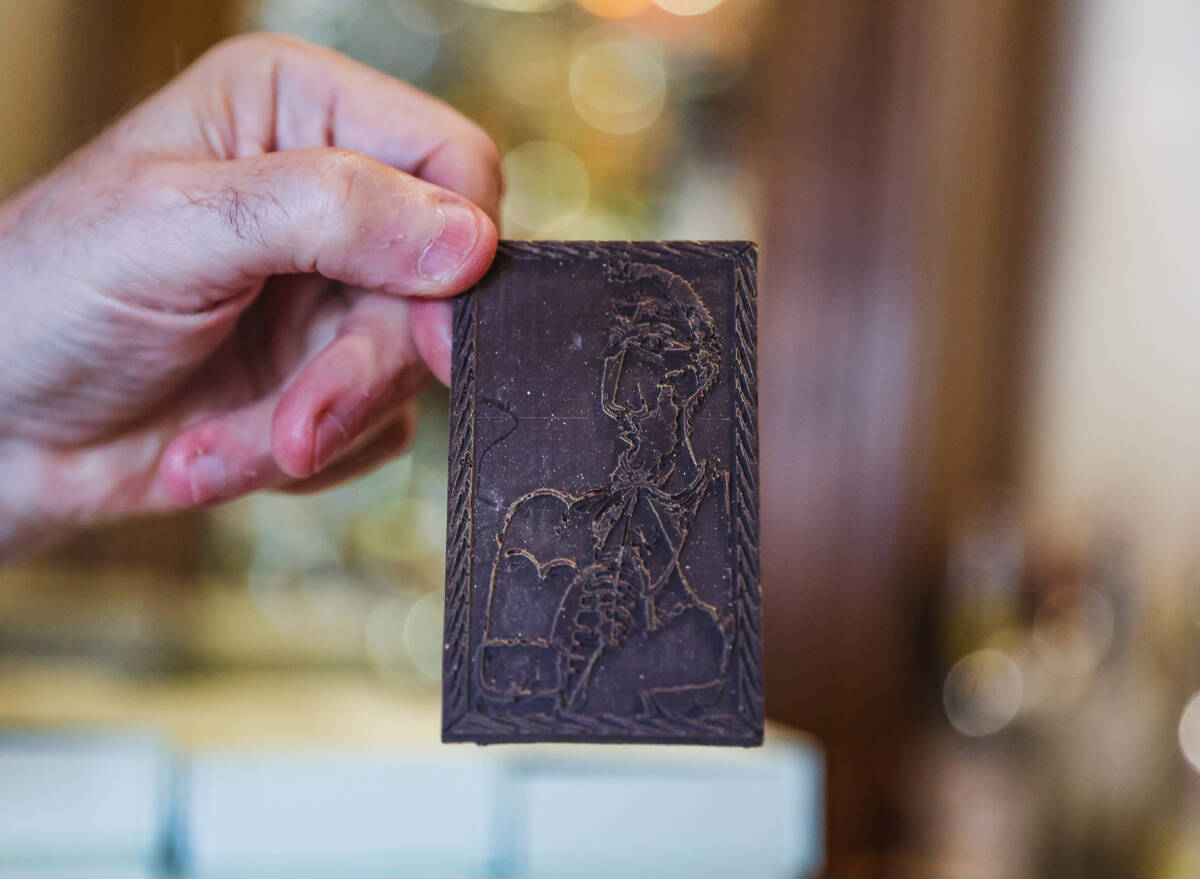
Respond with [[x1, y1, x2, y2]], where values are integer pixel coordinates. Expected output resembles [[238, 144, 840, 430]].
[[443, 241, 761, 745]]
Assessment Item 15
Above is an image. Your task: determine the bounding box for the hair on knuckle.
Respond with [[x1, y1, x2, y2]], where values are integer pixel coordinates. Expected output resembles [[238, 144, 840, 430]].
[[186, 185, 273, 246]]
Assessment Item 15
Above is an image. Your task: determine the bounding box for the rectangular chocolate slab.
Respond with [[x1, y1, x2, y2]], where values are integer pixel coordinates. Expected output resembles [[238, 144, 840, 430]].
[[443, 241, 761, 745]]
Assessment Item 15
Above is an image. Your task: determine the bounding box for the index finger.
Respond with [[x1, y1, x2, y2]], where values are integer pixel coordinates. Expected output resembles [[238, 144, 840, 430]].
[[121, 33, 503, 221]]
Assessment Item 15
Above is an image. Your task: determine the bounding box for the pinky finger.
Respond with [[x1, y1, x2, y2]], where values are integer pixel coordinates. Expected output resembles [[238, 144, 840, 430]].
[[276, 402, 418, 495], [408, 298, 453, 386]]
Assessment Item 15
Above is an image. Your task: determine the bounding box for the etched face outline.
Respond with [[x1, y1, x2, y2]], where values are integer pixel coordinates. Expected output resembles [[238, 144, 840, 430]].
[[600, 265, 720, 477], [604, 301, 696, 413], [471, 251, 742, 725]]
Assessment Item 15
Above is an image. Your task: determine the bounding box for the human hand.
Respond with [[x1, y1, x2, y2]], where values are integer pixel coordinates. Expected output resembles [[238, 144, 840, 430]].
[[0, 34, 500, 559]]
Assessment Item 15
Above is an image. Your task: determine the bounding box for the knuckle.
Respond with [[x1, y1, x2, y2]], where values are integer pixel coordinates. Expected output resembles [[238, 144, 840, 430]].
[[119, 159, 168, 206], [279, 148, 379, 273], [459, 124, 503, 189], [461, 125, 504, 202], [464, 123, 502, 170], [192, 33, 314, 81], [195, 34, 252, 69], [308, 148, 371, 220], [206, 32, 300, 65], [79, 158, 171, 227], [191, 184, 272, 247]]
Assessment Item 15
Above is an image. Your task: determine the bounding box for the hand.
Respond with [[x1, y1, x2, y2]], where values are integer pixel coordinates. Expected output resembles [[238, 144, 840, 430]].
[[0, 34, 501, 559]]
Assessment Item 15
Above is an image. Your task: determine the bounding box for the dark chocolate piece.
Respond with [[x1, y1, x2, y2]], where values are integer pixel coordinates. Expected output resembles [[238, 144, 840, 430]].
[[443, 241, 761, 745]]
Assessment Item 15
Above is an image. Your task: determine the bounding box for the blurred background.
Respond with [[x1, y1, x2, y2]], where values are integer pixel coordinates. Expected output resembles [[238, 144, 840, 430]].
[[0, 0, 1198, 876]]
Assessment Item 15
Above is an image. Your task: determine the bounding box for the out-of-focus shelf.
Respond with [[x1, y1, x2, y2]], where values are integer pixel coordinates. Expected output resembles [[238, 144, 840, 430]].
[[0, 661, 440, 749]]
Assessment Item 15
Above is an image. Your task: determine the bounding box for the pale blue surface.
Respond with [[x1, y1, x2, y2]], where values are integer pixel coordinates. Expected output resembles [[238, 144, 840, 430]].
[[0, 731, 822, 878], [0, 732, 170, 874]]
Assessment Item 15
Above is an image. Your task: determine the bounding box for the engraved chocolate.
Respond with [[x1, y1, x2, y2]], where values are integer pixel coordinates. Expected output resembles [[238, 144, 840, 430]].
[[443, 241, 761, 745]]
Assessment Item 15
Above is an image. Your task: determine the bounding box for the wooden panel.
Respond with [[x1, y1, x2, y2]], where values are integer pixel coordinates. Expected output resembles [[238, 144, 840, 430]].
[[752, 0, 1058, 870]]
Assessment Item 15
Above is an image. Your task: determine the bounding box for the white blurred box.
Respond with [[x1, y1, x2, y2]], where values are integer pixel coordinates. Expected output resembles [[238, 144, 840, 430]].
[[0, 726, 821, 877], [0, 731, 169, 877], [180, 750, 496, 878], [509, 736, 821, 879], [180, 730, 821, 878]]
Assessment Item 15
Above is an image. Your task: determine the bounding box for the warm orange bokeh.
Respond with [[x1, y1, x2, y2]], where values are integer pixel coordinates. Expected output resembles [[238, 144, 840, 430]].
[[575, 0, 654, 19]]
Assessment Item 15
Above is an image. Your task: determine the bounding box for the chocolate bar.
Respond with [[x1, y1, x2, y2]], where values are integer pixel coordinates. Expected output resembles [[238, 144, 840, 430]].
[[443, 241, 761, 745]]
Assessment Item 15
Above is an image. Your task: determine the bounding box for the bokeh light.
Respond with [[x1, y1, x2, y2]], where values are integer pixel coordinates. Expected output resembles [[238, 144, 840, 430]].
[[943, 648, 1024, 737], [339, 2, 440, 83], [403, 590, 444, 681], [569, 37, 667, 135], [556, 206, 636, 240], [256, 0, 359, 45], [575, 0, 654, 18], [661, 162, 759, 239], [501, 140, 591, 234], [1179, 692, 1200, 774], [387, 0, 471, 35], [472, 0, 566, 12], [652, 0, 725, 16], [364, 594, 416, 683], [352, 497, 442, 565], [487, 16, 571, 108]]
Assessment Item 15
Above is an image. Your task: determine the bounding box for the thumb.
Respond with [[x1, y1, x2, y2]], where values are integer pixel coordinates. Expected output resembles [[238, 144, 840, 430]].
[[145, 147, 496, 305]]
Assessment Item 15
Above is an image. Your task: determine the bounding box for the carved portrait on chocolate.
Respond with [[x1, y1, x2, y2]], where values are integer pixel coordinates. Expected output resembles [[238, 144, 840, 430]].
[[444, 240, 760, 745], [476, 262, 733, 719]]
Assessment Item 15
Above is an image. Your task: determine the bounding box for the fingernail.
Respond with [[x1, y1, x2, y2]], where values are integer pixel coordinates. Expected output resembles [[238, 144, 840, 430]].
[[419, 201, 479, 283], [188, 454, 227, 505], [313, 410, 351, 472]]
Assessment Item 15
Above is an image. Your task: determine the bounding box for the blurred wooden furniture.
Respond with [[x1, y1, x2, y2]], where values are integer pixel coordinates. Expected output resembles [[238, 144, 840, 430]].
[[755, 0, 1058, 872], [0, 0, 237, 194]]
